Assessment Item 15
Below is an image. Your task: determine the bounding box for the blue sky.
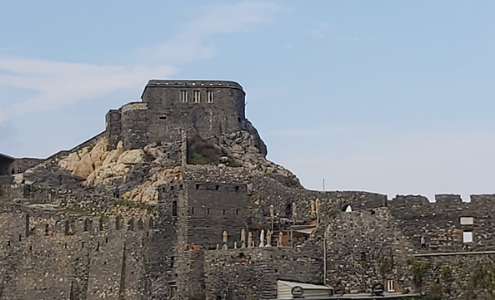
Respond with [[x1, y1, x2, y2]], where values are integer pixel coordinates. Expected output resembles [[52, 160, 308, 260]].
[[1, 0, 495, 200]]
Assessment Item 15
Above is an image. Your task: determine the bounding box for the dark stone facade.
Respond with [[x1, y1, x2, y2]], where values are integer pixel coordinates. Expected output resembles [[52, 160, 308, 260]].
[[106, 80, 254, 152]]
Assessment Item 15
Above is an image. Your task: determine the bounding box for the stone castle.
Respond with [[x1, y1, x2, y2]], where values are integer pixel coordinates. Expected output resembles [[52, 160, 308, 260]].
[[1, 80, 494, 300]]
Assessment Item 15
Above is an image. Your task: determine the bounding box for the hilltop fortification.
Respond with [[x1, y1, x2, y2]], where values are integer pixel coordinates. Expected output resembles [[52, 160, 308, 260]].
[[1, 80, 495, 300]]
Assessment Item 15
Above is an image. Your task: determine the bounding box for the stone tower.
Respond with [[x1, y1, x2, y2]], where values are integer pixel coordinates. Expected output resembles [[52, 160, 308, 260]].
[[105, 80, 247, 151]]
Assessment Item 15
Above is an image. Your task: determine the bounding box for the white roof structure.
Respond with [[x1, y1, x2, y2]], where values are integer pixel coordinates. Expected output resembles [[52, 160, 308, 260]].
[[277, 280, 333, 299]]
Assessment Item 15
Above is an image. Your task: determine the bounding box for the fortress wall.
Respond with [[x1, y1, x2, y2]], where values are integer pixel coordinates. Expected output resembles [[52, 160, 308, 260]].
[[86, 233, 125, 300], [185, 181, 248, 249], [204, 244, 324, 300], [4, 183, 155, 217], [45, 131, 106, 164], [137, 184, 180, 300], [389, 194, 495, 251], [410, 253, 495, 300], [0, 207, 151, 300], [105, 109, 122, 151], [143, 81, 246, 145], [182, 165, 387, 223], [175, 249, 205, 299], [324, 208, 413, 293], [121, 103, 148, 150]]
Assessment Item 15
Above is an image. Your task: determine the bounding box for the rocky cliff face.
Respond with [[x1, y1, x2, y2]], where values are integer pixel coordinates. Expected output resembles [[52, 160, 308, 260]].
[[22, 127, 300, 205]]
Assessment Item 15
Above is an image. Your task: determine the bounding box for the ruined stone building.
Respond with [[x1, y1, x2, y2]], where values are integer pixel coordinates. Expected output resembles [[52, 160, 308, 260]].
[[1, 80, 494, 300]]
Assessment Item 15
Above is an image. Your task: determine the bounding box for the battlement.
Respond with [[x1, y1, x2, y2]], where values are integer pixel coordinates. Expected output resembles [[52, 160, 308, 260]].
[[25, 214, 154, 238], [389, 194, 495, 212], [142, 79, 244, 98]]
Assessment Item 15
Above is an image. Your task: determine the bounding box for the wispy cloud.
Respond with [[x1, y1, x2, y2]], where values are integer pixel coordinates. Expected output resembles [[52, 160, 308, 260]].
[[0, 1, 285, 124], [0, 60, 176, 117], [138, 1, 286, 64]]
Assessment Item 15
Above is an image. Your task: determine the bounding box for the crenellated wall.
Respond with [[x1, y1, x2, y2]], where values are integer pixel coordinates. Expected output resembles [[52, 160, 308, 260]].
[[389, 194, 495, 251], [0, 209, 154, 300]]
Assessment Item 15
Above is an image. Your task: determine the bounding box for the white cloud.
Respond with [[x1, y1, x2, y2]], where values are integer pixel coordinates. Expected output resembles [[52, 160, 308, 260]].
[[0, 1, 285, 120], [138, 1, 286, 64], [0, 60, 177, 117]]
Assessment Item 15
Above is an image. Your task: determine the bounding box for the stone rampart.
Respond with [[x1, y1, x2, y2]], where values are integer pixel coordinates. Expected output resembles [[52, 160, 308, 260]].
[[409, 252, 495, 300], [204, 244, 324, 300], [0, 207, 152, 300], [389, 194, 495, 251], [324, 208, 414, 293]]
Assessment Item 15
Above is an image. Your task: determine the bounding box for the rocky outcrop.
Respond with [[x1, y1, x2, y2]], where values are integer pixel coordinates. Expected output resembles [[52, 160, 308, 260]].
[[219, 131, 301, 187], [22, 127, 299, 204]]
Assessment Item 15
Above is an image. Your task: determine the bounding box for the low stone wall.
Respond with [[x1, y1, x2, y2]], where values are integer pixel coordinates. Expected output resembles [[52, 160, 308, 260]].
[[204, 242, 324, 300]]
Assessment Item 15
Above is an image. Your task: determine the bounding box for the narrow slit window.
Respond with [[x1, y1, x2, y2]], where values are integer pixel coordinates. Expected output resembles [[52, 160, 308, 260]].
[[180, 90, 188, 102], [172, 201, 178, 217], [193, 90, 201, 103], [207, 91, 214, 103]]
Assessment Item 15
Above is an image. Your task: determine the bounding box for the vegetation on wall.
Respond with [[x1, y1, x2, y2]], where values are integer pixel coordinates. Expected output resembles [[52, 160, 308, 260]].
[[187, 135, 239, 167], [466, 263, 495, 299], [379, 257, 394, 278], [407, 259, 428, 287]]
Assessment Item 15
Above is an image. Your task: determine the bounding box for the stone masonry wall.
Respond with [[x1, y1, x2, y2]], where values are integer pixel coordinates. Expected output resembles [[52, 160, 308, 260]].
[[410, 252, 495, 300], [204, 242, 324, 300], [324, 208, 414, 293], [389, 194, 495, 252], [185, 180, 248, 249], [183, 165, 387, 223], [0, 208, 152, 300], [143, 80, 246, 146]]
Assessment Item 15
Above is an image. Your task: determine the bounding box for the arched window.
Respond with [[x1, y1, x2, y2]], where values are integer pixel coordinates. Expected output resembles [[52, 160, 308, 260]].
[[342, 204, 352, 212]]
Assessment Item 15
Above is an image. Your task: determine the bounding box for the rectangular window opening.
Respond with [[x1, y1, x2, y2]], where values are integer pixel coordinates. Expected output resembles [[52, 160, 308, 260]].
[[387, 280, 395, 292], [207, 91, 214, 103], [207, 208, 210, 215], [180, 90, 188, 102], [191, 207, 195, 215], [460, 217, 474, 226], [463, 231, 473, 243], [193, 90, 201, 103]]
